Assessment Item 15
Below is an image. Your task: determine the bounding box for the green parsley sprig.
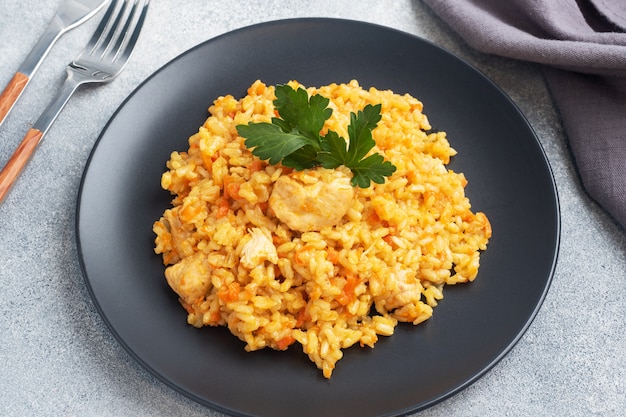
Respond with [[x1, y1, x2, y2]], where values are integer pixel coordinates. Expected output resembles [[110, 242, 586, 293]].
[[236, 84, 396, 188]]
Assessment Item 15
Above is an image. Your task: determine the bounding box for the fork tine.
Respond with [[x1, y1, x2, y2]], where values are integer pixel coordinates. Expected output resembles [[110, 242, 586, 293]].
[[119, 1, 150, 62], [109, 0, 150, 63], [84, 0, 121, 54], [82, 0, 149, 68], [92, 0, 129, 58]]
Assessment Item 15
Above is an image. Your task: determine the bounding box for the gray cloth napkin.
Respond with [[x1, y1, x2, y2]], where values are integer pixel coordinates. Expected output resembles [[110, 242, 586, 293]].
[[423, 0, 626, 230]]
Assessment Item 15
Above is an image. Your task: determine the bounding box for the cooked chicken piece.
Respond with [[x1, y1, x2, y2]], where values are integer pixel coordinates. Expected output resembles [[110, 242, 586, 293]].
[[382, 267, 422, 311], [165, 252, 211, 305], [372, 266, 433, 324], [269, 167, 354, 232], [240, 227, 279, 269]]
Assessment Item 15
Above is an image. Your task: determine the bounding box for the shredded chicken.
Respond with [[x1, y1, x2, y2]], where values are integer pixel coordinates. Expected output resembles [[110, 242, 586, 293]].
[[240, 227, 279, 269], [269, 167, 354, 232]]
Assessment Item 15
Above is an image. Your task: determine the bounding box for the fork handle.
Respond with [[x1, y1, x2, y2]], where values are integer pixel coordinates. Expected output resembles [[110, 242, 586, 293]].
[[0, 72, 30, 126], [0, 128, 43, 203], [0, 17, 66, 127], [0, 71, 82, 204]]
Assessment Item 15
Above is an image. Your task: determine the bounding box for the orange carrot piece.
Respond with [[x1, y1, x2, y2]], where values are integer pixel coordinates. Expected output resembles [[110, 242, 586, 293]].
[[276, 335, 295, 350], [218, 281, 240, 303], [216, 198, 229, 219], [250, 159, 263, 173], [327, 247, 339, 264]]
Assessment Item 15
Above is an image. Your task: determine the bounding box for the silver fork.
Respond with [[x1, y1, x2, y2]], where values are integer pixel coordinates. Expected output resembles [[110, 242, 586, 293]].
[[0, 0, 150, 204]]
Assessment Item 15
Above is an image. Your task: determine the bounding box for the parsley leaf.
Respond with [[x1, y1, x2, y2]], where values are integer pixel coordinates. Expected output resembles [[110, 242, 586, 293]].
[[347, 104, 382, 162], [282, 145, 320, 170], [348, 153, 397, 188], [236, 84, 396, 187], [273, 84, 333, 141], [236, 122, 315, 165], [318, 103, 395, 186]]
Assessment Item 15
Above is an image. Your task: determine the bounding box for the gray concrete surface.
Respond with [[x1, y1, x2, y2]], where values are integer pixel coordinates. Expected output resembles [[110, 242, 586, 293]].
[[1, 1, 624, 416]]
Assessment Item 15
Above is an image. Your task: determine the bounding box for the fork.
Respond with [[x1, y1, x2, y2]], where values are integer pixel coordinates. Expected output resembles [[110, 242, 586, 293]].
[[0, 0, 109, 126], [0, 0, 150, 204]]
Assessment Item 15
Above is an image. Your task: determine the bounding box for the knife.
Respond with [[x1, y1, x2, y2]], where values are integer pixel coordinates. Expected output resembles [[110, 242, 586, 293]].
[[0, 0, 109, 126]]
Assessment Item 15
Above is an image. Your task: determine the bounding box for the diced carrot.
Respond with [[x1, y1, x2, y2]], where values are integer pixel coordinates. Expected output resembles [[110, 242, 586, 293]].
[[179, 202, 202, 223], [216, 198, 229, 218], [223, 174, 242, 200], [367, 211, 381, 225], [201, 151, 213, 171], [335, 292, 349, 306], [226, 181, 241, 200], [218, 281, 240, 303], [248, 81, 266, 96], [327, 247, 339, 264], [209, 312, 221, 324], [250, 159, 263, 173], [276, 335, 295, 350], [295, 308, 309, 327], [340, 273, 359, 306]]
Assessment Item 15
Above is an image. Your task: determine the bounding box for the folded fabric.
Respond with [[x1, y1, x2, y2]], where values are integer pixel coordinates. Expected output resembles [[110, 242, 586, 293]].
[[423, 0, 626, 230]]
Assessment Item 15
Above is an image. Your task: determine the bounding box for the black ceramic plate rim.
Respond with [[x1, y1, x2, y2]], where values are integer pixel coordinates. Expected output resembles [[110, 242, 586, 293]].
[[76, 18, 560, 417]]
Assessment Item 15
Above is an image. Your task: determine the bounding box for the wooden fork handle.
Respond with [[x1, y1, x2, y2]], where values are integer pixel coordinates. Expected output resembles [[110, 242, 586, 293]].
[[0, 127, 43, 203], [0, 72, 29, 125]]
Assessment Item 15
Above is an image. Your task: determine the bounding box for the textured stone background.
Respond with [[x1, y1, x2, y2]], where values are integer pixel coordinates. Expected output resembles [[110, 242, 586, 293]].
[[1, 1, 624, 416]]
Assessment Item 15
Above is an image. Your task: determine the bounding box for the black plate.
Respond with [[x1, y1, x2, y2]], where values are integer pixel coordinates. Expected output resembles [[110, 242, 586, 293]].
[[77, 18, 560, 417]]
